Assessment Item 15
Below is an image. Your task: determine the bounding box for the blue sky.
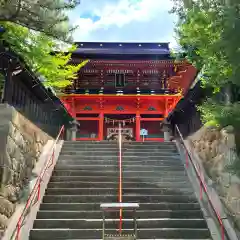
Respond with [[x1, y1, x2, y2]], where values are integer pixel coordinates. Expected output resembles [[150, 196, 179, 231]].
[[69, 0, 178, 49]]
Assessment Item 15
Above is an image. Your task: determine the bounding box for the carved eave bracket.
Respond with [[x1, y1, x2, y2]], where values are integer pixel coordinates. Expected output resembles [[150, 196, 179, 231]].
[[96, 97, 105, 110], [135, 97, 141, 110]]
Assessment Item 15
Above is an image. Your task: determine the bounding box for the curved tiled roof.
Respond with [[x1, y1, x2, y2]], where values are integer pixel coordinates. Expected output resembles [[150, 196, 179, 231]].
[[72, 42, 171, 59]]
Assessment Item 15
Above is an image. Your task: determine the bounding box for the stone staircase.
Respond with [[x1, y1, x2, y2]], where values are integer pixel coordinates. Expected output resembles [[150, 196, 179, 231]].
[[29, 141, 212, 239]]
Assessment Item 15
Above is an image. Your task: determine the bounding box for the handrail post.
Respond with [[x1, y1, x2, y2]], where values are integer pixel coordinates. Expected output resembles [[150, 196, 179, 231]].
[[102, 209, 105, 240], [118, 122, 123, 233], [134, 209, 137, 239], [101, 203, 139, 239]]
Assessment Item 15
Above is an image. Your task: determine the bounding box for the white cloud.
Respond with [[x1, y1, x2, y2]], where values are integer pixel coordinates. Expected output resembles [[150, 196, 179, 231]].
[[70, 0, 178, 47]]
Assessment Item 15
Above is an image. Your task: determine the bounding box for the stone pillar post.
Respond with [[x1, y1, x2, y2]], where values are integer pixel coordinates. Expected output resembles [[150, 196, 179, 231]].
[[72, 129, 77, 141], [164, 131, 171, 141], [70, 119, 79, 141], [162, 120, 172, 141], [65, 129, 71, 141]]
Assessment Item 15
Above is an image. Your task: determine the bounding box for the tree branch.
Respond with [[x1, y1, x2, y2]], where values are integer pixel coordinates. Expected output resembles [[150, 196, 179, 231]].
[[0, 0, 22, 21]]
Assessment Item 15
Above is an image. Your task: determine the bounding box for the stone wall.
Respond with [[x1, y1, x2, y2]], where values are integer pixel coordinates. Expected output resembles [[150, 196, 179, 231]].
[[188, 125, 240, 229], [0, 104, 52, 232]]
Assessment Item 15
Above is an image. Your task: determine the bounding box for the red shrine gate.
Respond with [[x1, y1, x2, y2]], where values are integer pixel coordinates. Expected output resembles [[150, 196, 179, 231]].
[[60, 43, 197, 141], [60, 94, 182, 141]]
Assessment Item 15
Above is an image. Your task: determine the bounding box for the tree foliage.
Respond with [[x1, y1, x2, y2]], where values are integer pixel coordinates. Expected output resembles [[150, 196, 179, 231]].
[[0, 0, 80, 42], [198, 98, 240, 128], [0, 21, 88, 89], [172, 0, 240, 90], [172, 0, 240, 175]]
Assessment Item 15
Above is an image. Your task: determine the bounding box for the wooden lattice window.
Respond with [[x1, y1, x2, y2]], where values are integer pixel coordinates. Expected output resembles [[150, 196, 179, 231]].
[[115, 73, 125, 88]]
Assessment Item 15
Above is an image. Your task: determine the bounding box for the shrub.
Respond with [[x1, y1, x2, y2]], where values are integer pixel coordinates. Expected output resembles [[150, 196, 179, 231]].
[[198, 99, 240, 129]]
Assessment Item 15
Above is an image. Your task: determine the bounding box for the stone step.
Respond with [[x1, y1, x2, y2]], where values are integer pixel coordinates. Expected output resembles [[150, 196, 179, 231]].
[[58, 154, 180, 160], [61, 147, 177, 153], [124, 145, 177, 149], [122, 152, 179, 157], [45, 187, 193, 196], [125, 142, 176, 146], [42, 194, 197, 203], [33, 219, 208, 229], [47, 181, 192, 189], [54, 165, 185, 172], [60, 150, 179, 156], [36, 210, 204, 219], [62, 144, 177, 150], [51, 170, 187, 177], [29, 228, 211, 239], [61, 151, 118, 156], [29, 139, 212, 240], [56, 159, 183, 166], [61, 145, 118, 149], [63, 141, 175, 146], [49, 175, 189, 182], [62, 149, 120, 153], [40, 202, 201, 211], [64, 141, 117, 144], [58, 155, 180, 161], [134, 144, 179, 148]]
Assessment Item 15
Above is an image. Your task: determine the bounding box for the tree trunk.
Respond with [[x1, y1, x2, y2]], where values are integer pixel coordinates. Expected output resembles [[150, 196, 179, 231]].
[[224, 84, 232, 105]]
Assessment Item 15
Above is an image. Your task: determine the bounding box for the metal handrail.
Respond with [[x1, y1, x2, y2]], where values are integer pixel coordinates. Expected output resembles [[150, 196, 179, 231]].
[[175, 124, 227, 240], [11, 125, 65, 240], [118, 123, 123, 233]]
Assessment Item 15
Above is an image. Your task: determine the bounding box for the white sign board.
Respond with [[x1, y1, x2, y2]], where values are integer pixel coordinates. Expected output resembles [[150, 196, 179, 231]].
[[140, 129, 148, 136]]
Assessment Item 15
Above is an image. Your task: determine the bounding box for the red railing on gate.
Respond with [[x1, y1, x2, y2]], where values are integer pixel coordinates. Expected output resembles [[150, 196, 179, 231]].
[[118, 123, 123, 233], [12, 125, 65, 240], [175, 125, 226, 240]]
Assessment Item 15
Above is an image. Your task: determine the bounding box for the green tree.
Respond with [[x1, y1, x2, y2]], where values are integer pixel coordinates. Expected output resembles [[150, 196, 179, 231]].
[[172, 0, 240, 175], [1, 22, 88, 89], [172, 0, 240, 100], [0, 0, 80, 42]]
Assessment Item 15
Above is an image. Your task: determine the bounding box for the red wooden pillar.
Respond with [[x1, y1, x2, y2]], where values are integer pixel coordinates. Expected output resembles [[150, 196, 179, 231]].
[[71, 99, 76, 141], [99, 112, 104, 141], [164, 98, 168, 118], [136, 113, 140, 142]]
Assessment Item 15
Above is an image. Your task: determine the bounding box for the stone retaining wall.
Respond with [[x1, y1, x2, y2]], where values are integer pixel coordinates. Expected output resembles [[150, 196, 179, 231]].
[[188, 125, 240, 229], [0, 104, 52, 232]]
